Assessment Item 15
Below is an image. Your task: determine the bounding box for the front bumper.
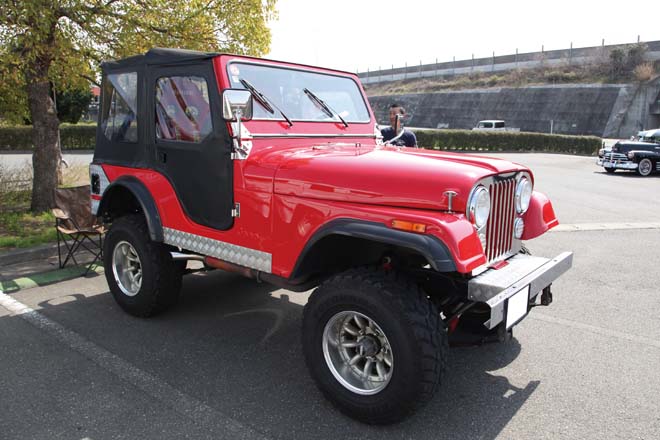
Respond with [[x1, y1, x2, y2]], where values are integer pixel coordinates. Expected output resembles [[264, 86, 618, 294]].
[[467, 252, 573, 329], [597, 158, 638, 170]]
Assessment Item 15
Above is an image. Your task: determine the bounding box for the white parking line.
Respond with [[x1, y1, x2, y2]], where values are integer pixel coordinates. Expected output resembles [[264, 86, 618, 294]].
[[551, 222, 660, 232], [0, 291, 268, 440]]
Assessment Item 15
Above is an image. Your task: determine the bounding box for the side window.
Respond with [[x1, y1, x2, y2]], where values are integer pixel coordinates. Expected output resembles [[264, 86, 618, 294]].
[[155, 76, 212, 143], [101, 72, 138, 143]]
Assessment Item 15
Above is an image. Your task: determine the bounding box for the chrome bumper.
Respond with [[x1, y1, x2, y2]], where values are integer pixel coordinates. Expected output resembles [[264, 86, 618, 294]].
[[597, 159, 638, 170], [467, 252, 573, 329]]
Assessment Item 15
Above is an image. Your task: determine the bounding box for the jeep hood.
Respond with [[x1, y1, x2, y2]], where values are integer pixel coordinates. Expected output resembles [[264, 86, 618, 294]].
[[272, 145, 528, 212]]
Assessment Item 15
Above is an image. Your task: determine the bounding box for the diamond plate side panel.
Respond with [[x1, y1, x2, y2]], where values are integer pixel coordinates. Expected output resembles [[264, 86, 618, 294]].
[[163, 227, 272, 273]]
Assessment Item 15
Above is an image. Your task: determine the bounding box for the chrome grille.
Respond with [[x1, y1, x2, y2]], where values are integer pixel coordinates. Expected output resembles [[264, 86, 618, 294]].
[[485, 178, 516, 263], [605, 152, 628, 161]]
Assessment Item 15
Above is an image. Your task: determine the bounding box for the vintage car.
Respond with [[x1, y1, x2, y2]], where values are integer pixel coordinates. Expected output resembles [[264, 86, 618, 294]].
[[90, 48, 572, 424], [598, 130, 660, 176]]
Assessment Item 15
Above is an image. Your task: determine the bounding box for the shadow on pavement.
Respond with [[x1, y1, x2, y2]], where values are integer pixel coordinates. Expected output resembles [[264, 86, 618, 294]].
[[7, 269, 539, 439]]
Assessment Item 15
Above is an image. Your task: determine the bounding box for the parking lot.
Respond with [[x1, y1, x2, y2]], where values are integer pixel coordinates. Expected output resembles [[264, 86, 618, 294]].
[[1, 153, 659, 439]]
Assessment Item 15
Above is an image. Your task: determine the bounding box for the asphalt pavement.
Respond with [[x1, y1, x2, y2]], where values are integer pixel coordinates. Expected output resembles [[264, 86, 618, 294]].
[[1, 153, 659, 439]]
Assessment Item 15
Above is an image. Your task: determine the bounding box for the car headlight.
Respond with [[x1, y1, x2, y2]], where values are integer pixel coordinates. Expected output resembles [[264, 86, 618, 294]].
[[515, 177, 532, 214], [514, 218, 524, 239], [627, 151, 634, 159], [467, 186, 490, 229]]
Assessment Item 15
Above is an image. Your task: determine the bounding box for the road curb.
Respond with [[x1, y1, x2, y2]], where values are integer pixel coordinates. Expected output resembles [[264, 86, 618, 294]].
[[0, 265, 104, 294], [0, 149, 94, 154]]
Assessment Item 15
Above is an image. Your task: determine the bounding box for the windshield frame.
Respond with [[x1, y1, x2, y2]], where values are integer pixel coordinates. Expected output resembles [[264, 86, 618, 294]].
[[225, 60, 372, 125]]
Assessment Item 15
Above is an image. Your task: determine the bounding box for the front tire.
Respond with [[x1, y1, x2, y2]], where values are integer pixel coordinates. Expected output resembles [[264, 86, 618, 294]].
[[604, 167, 616, 174], [637, 158, 653, 177], [104, 214, 183, 317], [302, 267, 447, 424]]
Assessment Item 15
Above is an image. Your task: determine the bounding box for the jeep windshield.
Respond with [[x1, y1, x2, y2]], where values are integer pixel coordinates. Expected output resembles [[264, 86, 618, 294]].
[[226, 62, 370, 123]]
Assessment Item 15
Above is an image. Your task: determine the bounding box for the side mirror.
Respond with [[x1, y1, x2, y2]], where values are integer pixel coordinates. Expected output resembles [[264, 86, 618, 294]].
[[222, 89, 253, 122]]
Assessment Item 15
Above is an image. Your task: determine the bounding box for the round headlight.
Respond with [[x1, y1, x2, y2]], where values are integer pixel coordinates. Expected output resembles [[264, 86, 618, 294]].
[[514, 218, 525, 239], [515, 177, 532, 214], [467, 186, 490, 229]]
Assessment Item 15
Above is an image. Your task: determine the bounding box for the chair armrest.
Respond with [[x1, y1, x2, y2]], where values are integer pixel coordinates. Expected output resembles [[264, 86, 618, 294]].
[[52, 208, 70, 220]]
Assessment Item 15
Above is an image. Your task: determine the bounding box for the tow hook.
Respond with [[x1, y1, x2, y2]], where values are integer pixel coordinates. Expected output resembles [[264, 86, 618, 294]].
[[540, 285, 553, 306], [530, 285, 553, 308]]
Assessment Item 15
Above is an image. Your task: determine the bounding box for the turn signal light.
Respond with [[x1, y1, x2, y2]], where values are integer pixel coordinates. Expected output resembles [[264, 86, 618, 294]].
[[391, 220, 426, 233]]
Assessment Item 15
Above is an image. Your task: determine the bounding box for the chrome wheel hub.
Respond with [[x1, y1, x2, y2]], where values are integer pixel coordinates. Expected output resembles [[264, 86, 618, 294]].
[[322, 311, 394, 395], [112, 241, 142, 297]]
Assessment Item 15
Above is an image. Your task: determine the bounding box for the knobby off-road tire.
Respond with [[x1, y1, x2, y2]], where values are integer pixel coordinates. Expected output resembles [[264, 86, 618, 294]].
[[302, 267, 448, 424], [103, 214, 183, 317]]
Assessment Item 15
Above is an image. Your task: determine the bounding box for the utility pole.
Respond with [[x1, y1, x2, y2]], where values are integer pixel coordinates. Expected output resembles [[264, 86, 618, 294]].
[[515, 48, 518, 68]]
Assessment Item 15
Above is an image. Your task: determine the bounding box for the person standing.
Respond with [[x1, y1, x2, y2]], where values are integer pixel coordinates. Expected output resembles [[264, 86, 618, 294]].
[[380, 103, 417, 147]]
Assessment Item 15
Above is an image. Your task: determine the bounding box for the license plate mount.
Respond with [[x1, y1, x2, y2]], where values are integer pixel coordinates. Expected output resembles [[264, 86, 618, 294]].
[[506, 285, 530, 329]]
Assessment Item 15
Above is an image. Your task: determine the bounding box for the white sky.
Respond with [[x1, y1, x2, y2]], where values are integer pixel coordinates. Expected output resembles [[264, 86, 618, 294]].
[[267, 0, 660, 73]]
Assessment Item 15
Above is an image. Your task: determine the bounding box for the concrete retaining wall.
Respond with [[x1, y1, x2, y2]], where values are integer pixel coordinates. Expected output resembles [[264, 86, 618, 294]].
[[370, 79, 660, 137]]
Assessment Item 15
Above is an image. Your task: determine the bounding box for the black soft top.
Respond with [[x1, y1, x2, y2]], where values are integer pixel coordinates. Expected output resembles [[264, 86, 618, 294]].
[[101, 48, 219, 71]]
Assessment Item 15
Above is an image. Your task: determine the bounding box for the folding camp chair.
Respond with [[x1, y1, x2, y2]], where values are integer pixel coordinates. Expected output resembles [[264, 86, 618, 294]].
[[52, 185, 105, 276]]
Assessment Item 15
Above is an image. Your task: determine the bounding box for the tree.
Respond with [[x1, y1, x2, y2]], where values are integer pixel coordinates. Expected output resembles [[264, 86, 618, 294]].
[[0, 0, 277, 212], [56, 88, 93, 124]]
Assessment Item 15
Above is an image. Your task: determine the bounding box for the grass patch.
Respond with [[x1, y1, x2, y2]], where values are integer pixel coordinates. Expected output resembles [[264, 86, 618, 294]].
[[364, 59, 658, 96], [0, 210, 56, 249], [0, 162, 90, 250]]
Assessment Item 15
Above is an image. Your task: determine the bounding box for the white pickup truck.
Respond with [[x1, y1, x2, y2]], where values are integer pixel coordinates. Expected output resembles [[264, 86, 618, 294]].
[[472, 120, 520, 132]]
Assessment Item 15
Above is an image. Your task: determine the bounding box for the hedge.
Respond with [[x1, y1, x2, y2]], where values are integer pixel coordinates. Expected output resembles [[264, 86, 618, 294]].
[[413, 129, 601, 156], [0, 125, 96, 151], [0, 125, 602, 155]]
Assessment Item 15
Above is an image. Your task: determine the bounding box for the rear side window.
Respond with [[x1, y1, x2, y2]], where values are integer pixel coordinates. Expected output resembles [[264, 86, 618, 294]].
[[101, 72, 138, 143], [155, 76, 212, 143], [494, 121, 504, 128]]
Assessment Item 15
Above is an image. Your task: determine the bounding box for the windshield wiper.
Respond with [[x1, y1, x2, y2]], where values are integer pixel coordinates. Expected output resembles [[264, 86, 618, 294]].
[[303, 88, 349, 127], [239, 79, 293, 127]]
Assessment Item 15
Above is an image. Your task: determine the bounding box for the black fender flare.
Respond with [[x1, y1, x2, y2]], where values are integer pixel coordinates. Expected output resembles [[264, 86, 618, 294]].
[[98, 176, 164, 242], [290, 219, 456, 279]]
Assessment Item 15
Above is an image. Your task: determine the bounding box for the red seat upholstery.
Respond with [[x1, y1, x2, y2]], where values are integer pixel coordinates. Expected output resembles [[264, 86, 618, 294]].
[[156, 77, 211, 142]]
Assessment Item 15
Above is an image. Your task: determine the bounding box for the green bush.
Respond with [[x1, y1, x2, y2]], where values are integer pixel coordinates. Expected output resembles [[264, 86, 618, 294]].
[[0, 124, 96, 150], [413, 129, 601, 156]]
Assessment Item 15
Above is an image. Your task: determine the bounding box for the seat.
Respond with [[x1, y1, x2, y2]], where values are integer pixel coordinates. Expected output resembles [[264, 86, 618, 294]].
[[155, 77, 211, 142], [52, 185, 105, 276]]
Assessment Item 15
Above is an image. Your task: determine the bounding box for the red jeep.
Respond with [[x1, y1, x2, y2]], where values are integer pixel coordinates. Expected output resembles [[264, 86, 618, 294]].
[[91, 48, 572, 424]]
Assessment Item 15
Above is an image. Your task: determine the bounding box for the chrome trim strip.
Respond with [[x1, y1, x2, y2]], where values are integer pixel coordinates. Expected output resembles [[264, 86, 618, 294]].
[[597, 159, 638, 170], [163, 227, 272, 273]]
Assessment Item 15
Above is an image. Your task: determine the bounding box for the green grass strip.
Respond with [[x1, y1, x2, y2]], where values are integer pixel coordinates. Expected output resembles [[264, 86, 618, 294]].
[[0, 264, 104, 293]]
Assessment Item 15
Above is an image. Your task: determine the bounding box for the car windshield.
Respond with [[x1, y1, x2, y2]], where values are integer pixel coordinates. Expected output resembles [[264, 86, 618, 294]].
[[227, 62, 370, 123]]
